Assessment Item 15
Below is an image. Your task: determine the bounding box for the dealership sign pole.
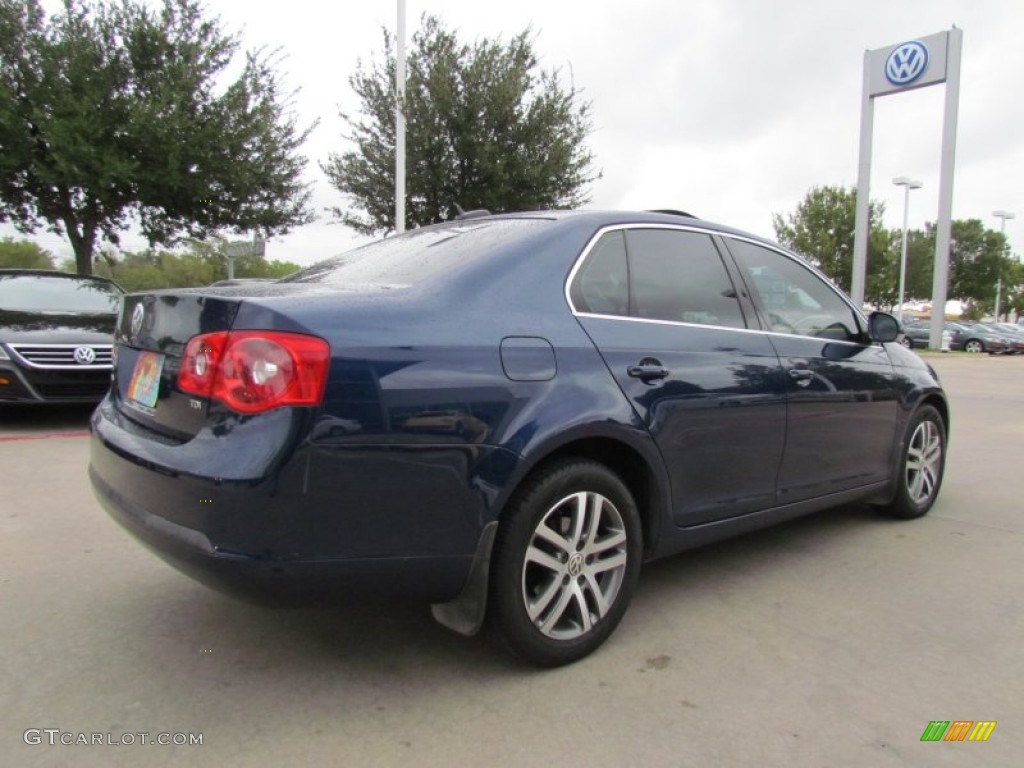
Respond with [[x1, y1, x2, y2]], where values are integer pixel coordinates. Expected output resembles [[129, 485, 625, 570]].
[[851, 28, 962, 349]]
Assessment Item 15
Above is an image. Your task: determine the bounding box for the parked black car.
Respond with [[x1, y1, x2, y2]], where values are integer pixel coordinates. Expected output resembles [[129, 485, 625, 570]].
[[89, 211, 949, 666], [0, 270, 123, 404]]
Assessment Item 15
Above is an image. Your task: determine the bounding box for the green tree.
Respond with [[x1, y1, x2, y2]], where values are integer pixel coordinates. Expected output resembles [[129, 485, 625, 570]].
[[902, 227, 935, 301], [91, 239, 300, 291], [948, 219, 1007, 304], [1002, 260, 1024, 319], [324, 15, 598, 235], [0, 236, 54, 268], [0, 0, 314, 276], [773, 185, 894, 307], [901, 219, 1012, 315]]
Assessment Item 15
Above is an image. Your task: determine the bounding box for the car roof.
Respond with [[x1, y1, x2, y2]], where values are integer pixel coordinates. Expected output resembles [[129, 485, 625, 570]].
[[458, 209, 786, 250]]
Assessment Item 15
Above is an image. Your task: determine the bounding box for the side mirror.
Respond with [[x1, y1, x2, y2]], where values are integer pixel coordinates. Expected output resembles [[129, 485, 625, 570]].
[[868, 311, 900, 343]]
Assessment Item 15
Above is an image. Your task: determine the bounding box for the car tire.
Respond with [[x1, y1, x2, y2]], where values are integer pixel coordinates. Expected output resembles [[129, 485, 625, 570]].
[[899, 337, 913, 349], [964, 339, 984, 353], [489, 459, 642, 667], [878, 405, 946, 520]]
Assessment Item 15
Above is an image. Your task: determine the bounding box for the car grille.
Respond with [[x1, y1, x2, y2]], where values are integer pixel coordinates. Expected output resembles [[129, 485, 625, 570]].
[[32, 373, 112, 399], [8, 343, 113, 370]]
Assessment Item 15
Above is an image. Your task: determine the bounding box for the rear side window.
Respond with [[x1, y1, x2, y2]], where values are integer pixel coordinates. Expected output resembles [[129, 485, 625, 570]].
[[626, 229, 746, 328], [282, 219, 548, 287]]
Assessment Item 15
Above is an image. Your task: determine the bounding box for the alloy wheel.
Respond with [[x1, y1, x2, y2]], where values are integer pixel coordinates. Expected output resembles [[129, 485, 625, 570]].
[[905, 419, 942, 505], [521, 491, 628, 641]]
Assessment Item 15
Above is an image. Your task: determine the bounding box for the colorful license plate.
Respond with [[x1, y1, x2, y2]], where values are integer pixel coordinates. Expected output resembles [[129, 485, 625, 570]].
[[127, 351, 164, 408]]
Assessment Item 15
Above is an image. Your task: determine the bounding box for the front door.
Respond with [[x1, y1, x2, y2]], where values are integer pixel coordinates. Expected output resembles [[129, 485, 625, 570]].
[[722, 237, 901, 504]]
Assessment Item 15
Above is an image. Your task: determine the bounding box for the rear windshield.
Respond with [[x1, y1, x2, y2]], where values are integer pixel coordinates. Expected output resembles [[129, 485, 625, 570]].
[[0, 274, 122, 312], [282, 219, 547, 287]]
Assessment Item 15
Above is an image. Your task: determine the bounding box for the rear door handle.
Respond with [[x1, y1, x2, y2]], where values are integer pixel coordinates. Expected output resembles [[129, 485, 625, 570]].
[[628, 359, 670, 381]]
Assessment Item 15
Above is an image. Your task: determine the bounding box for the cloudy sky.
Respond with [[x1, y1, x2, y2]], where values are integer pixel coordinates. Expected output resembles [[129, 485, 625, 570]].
[[12, 0, 1024, 267]]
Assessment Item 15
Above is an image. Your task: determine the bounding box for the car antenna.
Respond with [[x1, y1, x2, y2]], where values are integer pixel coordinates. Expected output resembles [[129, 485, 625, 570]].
[[453, 203, 491, 221]]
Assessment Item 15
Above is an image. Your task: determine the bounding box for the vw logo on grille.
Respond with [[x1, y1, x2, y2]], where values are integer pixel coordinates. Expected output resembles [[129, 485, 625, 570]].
[[73, 346, 97, 365], [130, 303, 146, 337], [885, 41, 929, 86]]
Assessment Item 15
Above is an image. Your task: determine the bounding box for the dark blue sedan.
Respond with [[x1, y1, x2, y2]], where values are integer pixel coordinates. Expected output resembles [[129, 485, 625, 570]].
[[89, 210, 949, 666]]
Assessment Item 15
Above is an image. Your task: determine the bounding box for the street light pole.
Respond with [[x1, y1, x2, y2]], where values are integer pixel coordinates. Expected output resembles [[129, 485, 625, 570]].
[[993, 210, 1015, 321], [395, 0, 407, 234], [893, 177, 922, 321]]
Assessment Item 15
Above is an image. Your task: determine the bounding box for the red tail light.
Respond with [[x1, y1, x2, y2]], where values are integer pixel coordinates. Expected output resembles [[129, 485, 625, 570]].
[[178, 331, 329, 413]]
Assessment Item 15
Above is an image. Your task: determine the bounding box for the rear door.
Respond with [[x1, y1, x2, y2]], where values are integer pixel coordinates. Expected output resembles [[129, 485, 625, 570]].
[[570, 226, 787, 526]]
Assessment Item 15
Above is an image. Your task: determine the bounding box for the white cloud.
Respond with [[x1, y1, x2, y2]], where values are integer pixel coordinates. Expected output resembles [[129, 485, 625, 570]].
[[7, 0, 1023, 266]]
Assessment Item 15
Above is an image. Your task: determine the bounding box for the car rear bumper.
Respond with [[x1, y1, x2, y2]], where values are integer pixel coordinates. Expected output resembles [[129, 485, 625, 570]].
[[90, 463, 472, 604], [88, 397, 516, 605]]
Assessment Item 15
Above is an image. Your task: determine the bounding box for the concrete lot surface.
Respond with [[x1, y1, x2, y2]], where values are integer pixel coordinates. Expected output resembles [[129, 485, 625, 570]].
[[2, 355, 1021, 767]]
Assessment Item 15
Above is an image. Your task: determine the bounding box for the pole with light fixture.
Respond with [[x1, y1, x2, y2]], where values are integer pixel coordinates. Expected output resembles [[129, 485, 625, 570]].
[[893, 177, 922, 322], [395, 0, 407, 234], [992, 210, 1015, 320]]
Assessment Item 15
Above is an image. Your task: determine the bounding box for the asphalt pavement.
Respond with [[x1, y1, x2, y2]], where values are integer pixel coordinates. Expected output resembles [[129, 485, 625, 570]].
[[2, 354, 1021, 767]]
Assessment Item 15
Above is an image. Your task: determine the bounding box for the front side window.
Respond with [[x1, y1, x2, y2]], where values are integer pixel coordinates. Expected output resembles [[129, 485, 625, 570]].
[[727, 239, 862, 342], [626, 229, 746, 329]]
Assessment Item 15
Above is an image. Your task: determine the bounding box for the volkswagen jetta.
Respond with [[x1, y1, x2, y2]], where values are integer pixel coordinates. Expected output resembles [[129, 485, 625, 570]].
[[89, 210, 948, 666]]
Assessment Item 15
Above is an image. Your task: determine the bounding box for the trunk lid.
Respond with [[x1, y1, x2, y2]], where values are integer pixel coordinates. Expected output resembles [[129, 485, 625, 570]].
[[115, 293, 244, 439]]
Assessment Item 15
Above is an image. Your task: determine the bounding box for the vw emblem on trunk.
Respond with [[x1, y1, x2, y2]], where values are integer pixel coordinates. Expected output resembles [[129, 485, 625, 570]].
[[130, 303, 146, 337], [885, 41, 929, 86], [73, 346, 97, 365]]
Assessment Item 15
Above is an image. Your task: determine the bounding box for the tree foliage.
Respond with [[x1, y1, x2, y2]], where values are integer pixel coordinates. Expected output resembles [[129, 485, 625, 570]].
[[773, 185, 894, 306], [76, 239, 300, 291], [324, 15, 598, 235], [776, 185, 1022, 318], [904, 219, 1020, 318], [0, 0, 315, 276], [0, 236, 54, 268]]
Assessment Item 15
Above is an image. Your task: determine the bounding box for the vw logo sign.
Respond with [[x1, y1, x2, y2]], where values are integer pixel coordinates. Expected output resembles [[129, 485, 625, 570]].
[[885, 41, 929, 86], [130, 303, 146, 337], [73, 346, 97, 365]]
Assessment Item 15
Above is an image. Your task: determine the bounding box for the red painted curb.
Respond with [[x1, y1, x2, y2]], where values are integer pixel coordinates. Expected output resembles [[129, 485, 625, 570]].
[[0, 431, 91, 442]]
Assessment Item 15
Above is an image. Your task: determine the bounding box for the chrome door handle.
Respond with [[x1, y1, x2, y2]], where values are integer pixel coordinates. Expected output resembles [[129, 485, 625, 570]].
[[628, 359, 670, 381]]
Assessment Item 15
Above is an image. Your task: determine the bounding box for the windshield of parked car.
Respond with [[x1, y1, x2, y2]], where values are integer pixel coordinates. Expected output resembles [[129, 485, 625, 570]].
[[281, 219, 548, 287], [0, 274, 122, 312]]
